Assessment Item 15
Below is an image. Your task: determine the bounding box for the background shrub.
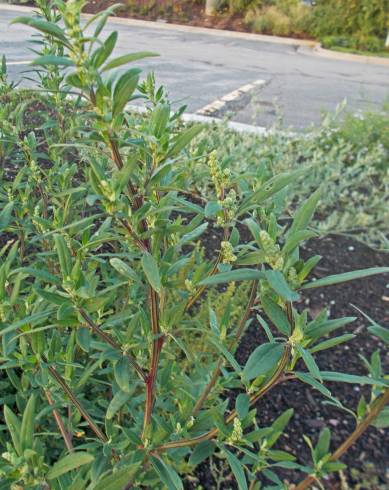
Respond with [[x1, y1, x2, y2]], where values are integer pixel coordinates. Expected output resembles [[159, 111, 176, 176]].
[[311, 0, 389, 46], [245, 5, 292, 36], [243, 1, 312, 37]]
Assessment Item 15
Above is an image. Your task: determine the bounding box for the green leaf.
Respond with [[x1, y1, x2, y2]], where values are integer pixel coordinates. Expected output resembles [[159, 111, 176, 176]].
[[47, 452, 95, 480], [264, 270, 299, 302], [301, 267, 389, 290], [178, 223, 208, 246], [224, 448, 248, 490], [110, 258, 139, 282], [321, 371, 388, 387], [309, 334, 355, 354], [283, 230, 317, 255], [141, 253, 161, 293], [112, 68, 140, 117], [288, 188, 321, 236], [93, 31, 118, 68], [236, 393, 250, 419], [306, 316, 356, 340], [31, 55, 74, 67], [11, 17, 69, 45], [20, 394, 36, 452], [36, 288, 70, 306], [106, 390, 130, 420], [4, 405, 22, 456], [150, 456, 183, 490], [189, 441, 215, 466], [114, 358, 131, 393], [205, 201, 222, 218], [168, 125, 204, 157], [199, 269, 264, 286], [0, 202, 14, 230], [54, 234, 72, 279], [151, 103, 171, 138], [102, 51, 159, 71], [243, 343, 284, 381], [315, 428, 331, 461], [323, 461, 347, 473], [261, 295, 290, 336], [296, 345, 322, 381], [272, 408, 294, 433], [94, 465, 140, 490]]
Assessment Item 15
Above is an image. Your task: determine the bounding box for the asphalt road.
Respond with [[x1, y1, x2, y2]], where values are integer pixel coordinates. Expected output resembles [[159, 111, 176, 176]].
[[1, 5, 388, 129]]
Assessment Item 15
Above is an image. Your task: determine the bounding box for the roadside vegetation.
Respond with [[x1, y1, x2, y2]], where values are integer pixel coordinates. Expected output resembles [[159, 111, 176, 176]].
[[100, 0, 389, 56], [6, 0, 389, 55], [0, 2, 388, 489]]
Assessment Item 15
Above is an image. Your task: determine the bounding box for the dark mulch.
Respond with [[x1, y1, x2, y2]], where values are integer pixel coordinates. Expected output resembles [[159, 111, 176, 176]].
[[189, 233, 389, 489]]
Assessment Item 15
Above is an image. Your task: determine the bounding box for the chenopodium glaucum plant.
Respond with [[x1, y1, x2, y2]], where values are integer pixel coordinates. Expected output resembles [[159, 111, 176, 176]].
[[0, 1, 388, 489]]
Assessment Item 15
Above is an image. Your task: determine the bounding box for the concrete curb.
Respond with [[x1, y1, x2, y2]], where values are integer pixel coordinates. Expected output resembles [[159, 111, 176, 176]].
[[1, 4, 388, 67], [126, 104, 269, 135], [312, 45, 389, 67]]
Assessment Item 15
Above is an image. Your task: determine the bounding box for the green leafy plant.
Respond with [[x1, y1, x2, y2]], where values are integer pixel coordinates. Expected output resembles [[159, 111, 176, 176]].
[[0, 1, 388, 489], [311, 0, 389, 52]]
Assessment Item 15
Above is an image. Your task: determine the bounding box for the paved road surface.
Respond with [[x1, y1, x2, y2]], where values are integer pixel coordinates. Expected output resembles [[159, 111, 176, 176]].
[[1, 5, 388, 129]]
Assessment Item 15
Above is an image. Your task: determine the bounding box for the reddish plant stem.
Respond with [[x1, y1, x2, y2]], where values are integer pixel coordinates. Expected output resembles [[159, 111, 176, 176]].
[[104, 128, 164, 439], [192, 279, 259, 416], [44, 389, 74, 453], [142, 288, 164, 438], [295, 387, 389, 490]]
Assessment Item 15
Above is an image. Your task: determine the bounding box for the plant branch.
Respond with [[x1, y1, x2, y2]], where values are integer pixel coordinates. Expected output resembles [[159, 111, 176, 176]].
[[79, 308, 147, 382], [192, 280, 258, 416], [44, 389, 74, 453], [41, 354, 108, 444], [295, 387, 389, 490]]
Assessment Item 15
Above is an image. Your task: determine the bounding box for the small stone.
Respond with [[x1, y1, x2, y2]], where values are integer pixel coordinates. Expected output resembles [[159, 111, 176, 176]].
[[348, 246, 355, 251]]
